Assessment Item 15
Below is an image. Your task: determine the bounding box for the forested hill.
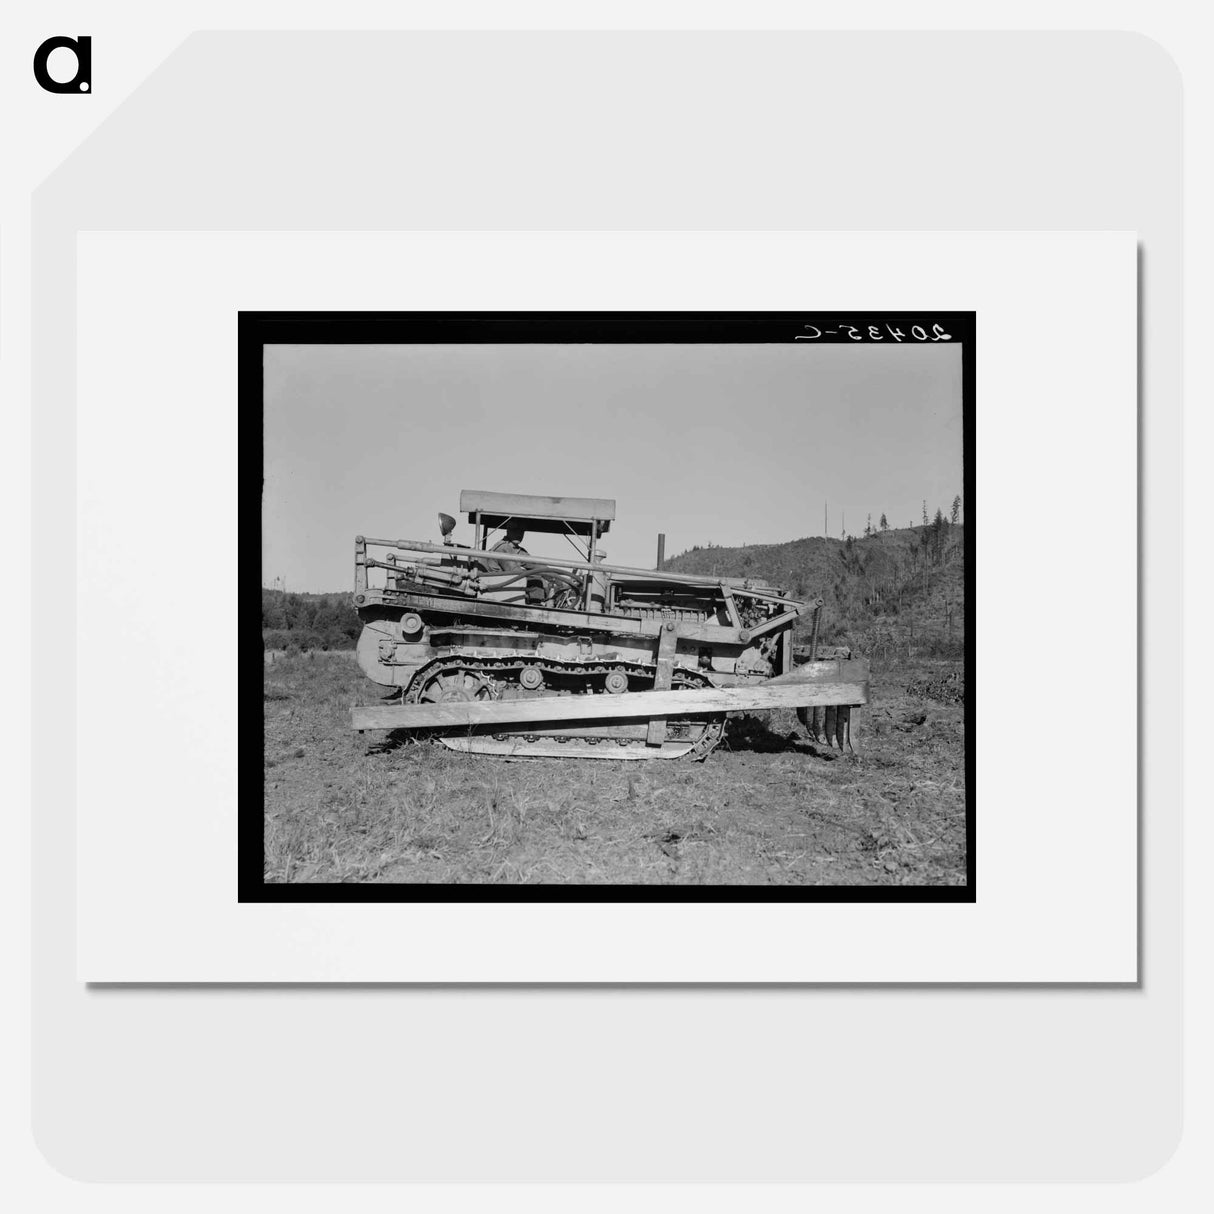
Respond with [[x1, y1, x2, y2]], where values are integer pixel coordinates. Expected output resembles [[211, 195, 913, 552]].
[[665, 519, 965, 656]]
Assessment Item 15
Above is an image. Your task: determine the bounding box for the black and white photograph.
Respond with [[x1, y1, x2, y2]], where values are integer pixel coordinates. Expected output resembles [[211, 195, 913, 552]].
[[246, 311, 974, 898]]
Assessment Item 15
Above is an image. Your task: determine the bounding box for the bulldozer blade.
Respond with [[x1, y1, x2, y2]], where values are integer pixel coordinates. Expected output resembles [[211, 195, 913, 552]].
[[796, 704, 857, 751], [834, 705, 850, 750], [795, 705, 818, 739]]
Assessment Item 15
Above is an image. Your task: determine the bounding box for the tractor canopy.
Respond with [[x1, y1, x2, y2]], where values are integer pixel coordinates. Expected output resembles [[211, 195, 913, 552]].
[[459, 490, 615, 538]]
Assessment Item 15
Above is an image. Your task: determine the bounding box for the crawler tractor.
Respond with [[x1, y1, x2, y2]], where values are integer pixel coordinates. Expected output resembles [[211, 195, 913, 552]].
[[350, 491, 869, 760]]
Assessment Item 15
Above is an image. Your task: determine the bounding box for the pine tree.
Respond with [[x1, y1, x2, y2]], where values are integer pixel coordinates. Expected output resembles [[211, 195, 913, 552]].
[[933, 508, 946, 564], [922, 499, 929, 527], [951, 494, 962, 525], [879, 513, 888, 531]]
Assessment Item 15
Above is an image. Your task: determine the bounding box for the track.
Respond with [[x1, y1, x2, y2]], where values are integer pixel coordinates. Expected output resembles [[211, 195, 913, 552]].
[[402, 654, 726, 761]]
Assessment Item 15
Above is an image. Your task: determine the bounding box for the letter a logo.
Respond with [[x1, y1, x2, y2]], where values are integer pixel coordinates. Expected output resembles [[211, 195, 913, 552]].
[[34, 36, 92, 93]]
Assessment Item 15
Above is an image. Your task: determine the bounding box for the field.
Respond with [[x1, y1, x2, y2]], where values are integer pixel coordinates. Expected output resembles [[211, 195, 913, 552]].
[[262, 652, 967, 887]]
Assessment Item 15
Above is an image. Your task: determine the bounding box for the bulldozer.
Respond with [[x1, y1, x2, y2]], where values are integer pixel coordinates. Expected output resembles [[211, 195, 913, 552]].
[[350, 491, 869, 760]]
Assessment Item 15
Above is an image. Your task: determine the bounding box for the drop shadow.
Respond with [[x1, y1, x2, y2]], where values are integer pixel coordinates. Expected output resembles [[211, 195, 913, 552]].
[[722, 714, 840, 760]]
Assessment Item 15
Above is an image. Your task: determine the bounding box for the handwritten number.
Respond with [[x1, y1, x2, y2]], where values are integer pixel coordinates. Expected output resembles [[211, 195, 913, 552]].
[[794, 321, 953, 342]]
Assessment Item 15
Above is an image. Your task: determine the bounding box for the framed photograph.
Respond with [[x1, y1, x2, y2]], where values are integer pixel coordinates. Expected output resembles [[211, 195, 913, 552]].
[[74, 228, 1135, 982], [245, 311, 975, 901]]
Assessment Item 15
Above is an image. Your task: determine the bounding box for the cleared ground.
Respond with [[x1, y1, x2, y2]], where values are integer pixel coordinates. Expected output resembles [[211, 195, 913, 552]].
[[263, 652, 967, 886]]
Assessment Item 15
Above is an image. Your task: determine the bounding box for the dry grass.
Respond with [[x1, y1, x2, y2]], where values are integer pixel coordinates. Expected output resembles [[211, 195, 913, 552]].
[[263, 651, 967, 886]]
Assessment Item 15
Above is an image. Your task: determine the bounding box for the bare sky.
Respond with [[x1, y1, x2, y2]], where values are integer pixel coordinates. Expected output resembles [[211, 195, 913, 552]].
[[263, 342, 963, 591]]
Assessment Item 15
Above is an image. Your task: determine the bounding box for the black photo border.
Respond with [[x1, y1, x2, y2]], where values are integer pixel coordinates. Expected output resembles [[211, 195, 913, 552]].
[[240, 311, 976, 903]]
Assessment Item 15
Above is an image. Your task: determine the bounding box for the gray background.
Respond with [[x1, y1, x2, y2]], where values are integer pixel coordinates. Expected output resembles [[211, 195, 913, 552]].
[[33, 30, 1179, 1181], [264, 341, 963, 587]]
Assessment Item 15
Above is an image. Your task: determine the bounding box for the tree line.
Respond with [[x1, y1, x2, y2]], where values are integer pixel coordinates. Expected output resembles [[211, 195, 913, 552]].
[[262, 590, 359, 651], [852, 497, 962, 567], [863, 494, 962, 538]]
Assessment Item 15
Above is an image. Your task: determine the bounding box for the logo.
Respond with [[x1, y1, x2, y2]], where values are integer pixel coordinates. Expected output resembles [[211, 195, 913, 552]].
[[33, 36, 91, 93]]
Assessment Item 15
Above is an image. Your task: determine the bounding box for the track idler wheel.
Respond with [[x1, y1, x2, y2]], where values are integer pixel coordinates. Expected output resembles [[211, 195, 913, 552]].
[[518, 666, 545, 691]]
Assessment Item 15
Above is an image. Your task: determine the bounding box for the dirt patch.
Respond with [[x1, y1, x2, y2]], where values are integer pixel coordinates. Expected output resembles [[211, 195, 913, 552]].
[[906, 667, 965, 705]]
